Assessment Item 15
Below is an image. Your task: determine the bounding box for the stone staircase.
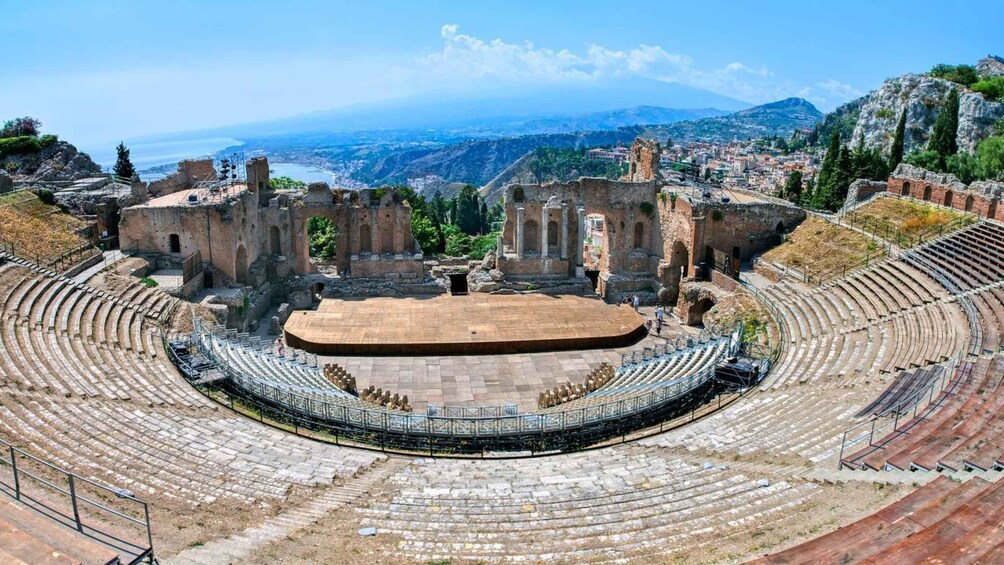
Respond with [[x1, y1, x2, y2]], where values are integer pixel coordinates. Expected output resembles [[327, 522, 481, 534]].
[[165, 456, 411, 565]]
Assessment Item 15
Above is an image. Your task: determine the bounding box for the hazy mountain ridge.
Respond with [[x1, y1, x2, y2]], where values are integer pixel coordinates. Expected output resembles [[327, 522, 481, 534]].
[[355, 98, 822, 187]]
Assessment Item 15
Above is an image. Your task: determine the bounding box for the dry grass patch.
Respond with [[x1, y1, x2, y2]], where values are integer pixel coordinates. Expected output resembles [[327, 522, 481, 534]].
[[847, 198, 974, 246], [0, 191, 94, 263], [761, 216, 880, 277]]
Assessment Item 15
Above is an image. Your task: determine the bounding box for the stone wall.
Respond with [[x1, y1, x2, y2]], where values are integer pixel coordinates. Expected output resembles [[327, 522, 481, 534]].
[[843, 179, 888, 210], [627, 138, 662, 182], [147, 159, 216, 198], [887, 163, 1004, 221]]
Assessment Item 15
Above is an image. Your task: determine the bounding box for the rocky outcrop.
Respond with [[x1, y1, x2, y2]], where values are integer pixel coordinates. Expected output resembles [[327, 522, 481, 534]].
[[850, 74, 1004, 155], [1, 140, 102, 181], [977, 55, 1004, 78]]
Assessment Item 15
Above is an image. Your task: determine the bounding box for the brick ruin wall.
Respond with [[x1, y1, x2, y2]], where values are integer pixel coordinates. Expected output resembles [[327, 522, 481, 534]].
[[886, 167, 1004, 222]]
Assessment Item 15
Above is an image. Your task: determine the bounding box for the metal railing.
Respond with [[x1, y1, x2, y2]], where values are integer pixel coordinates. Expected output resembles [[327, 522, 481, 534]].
[[836, 355, 964, 470], [173, 319, 745, 453], [0, 438, 154, 564], [835, 230, 985, 469]]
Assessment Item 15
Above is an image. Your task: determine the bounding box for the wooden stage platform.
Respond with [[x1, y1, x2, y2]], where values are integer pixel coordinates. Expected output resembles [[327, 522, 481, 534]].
[[283, 294, 647, 355]]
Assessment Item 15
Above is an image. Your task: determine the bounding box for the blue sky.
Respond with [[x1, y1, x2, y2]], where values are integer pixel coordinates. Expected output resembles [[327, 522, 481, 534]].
[[2, 0, 1001, 148]]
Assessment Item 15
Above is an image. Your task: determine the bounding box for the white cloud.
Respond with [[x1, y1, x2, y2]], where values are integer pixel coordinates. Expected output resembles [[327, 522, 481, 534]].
[[410, 24, 862, 110], [817, 79, 865, 100]]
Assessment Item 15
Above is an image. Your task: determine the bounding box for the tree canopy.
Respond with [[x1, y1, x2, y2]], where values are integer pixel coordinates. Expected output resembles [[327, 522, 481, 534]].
[[113, 142, 136, 179]]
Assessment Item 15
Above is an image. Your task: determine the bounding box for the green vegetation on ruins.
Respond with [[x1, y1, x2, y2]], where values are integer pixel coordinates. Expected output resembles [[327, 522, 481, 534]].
[[760, 216, 880, 279], [843, 197, 976, 248]]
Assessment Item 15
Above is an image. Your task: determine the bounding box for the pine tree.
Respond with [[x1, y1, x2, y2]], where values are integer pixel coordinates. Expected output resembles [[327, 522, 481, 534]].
[[113, 142, 136, 179], [814, 131, 841, 207], [889, 108, 907, 169], [928, 88, 960, 168], [782, 171, 803, 201]]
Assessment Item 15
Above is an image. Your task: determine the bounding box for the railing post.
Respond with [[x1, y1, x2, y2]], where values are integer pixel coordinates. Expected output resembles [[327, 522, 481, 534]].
[[68, 475, 83, 532], [143, 502, 155, 563], [837, 431, 847, 469], [9, 447, 19, 500]]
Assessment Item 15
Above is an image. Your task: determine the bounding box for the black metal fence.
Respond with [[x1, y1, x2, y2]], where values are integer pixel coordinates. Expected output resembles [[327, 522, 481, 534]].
[[0, 438, 154, 564], [169, 321, 754, 455]]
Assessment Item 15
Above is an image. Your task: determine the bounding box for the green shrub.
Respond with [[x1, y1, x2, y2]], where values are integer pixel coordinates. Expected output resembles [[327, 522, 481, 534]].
[[468, 233, 498, 259], [711, 210, 724, 222], [36, 189, 55, 205], [971, 76, 1004, 102], [39, 134, 58, 148], [0, 136, 42, 158], [875, 108, 894, 120], [929, 64, 979, 86], [639, 202, 654, 217], [140, 276, 159, 288]]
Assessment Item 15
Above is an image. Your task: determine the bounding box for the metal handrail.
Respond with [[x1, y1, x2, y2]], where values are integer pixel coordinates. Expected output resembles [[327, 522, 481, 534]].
[[0, 437, 154, 564], [183, 318, 743, 444]]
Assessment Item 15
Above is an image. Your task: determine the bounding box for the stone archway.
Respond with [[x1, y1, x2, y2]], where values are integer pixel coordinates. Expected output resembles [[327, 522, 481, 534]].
[[945, 190, 954, 208], [923, 185, 932, 201], [965, 195, 974, 212], [687, 297, 716, 325], [902, 181, 911, 196], [633, 221, 645, 249]]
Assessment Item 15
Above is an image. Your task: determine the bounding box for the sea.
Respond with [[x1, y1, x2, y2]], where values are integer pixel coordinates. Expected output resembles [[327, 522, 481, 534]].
[[87, 137, 338, 184]]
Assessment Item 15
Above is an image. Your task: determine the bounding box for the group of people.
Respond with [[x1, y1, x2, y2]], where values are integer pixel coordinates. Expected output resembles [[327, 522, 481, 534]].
[[643, 305, 666, 337]]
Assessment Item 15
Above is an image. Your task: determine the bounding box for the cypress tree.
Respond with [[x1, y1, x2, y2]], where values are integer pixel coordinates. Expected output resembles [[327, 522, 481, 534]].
[[928, 88, 960, 168], [889, 108, 907, 169], [113, 142, 136, 179]]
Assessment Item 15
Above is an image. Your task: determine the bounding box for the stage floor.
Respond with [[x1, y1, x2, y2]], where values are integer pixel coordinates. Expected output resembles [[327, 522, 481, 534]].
[[283, 294, 647, 355]]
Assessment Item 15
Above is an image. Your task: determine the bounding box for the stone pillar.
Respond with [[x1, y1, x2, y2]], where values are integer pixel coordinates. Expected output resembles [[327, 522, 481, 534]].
[[541, 207, 549, 259], [370, 211, 379, 256], [516, 207, 525, 259], [496, 233, 503, 258], [560, 203, 569, 260], [575, 206, 585, 276]]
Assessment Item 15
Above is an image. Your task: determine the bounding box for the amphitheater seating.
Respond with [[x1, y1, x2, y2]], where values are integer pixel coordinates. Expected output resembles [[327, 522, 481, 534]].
[[0, 262, 381, 508], [905, 221, 1004, 354], [856, 365, 946, 417], [843, 353, 1004, 472], [764, 259, 964, 388], [358, 444, 823, 563], [751, 475, 1004, 564]]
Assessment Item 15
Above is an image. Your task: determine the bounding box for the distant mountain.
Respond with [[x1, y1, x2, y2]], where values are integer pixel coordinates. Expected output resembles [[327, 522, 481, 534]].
[[643, 98, 823, 143], [355, 98, 822, 189], [138, 77, 748, 143]]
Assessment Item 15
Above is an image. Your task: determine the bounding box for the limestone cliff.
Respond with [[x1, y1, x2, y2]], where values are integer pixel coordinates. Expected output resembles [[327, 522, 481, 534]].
[[850, 72, 1004, 155], [1, 140, 102, 181]]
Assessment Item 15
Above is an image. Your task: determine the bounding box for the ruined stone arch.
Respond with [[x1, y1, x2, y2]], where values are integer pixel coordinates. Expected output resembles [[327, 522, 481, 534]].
[[687, 297, 716, 325], [380, 221, 393, 255], [633, 221, 645, 249], [168, 233, 181, 254], [901, 181, 911, 196], [923, 185, 932, 201], [944, 190, 954, 208], [547, 220, 558, 247], [965, 195, 974, 212], [524, 219, 539, 254], [670, 240, 689, 269]]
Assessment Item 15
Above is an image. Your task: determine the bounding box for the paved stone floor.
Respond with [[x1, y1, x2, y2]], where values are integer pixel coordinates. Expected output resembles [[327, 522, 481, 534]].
[[318, 305, 696, 411]]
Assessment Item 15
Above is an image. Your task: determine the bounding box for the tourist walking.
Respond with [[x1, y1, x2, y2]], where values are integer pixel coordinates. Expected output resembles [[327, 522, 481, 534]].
[[655, 305, 664, 323], [656, 317, 663, 337], [632, 295, 640, 311]]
